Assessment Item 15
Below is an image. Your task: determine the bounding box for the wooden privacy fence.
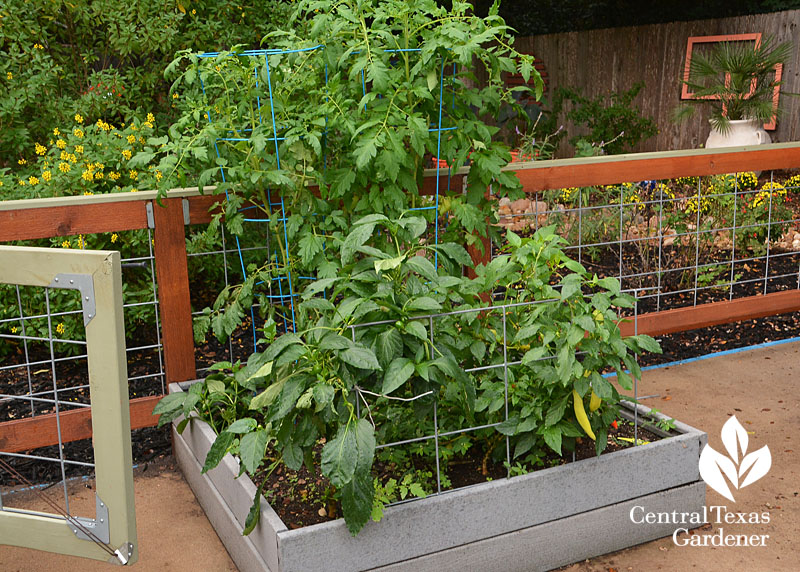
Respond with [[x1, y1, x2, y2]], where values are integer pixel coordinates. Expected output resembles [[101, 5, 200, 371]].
[[2, 143, 800, 453], [504, 9, 800, 153]]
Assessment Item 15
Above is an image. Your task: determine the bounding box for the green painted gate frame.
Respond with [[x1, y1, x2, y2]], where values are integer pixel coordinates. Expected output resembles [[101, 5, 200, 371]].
[[0, 246, 138, 565]]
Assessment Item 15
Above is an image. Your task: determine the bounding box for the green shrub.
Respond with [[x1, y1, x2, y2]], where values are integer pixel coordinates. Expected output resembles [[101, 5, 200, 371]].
[[0, 0, 293, 167]]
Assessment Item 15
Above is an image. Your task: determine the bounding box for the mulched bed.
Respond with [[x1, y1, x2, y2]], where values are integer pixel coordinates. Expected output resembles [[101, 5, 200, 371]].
[[252, 419, 664, 529]]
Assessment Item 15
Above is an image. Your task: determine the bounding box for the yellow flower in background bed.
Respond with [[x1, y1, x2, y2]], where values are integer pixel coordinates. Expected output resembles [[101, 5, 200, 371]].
[[42, 170, 52, 182], [783, 174, 800, 190], [33, 43, 44, 50], [560, 187, 579, 201], [122, 149, 132, 160], [75, 145, 84, 154], [109, 171, 121, 181], [83, 191, 94, 196], [56, 139, 66, 149], [58, 162, 70, 173], [73, 128, 84, 138], [17, 158, 26, 165], [74, 113, 84, 124], [53, 127, 60, 136], [146, 113, 155, 123], [736, 172, 758, 189], [94, 171, 104, 179], [18, 180, 26, 186], [686, 196, 711, 215], [127, 134, 136, 144], [81, 170, 93, 181], [155, 170, 163, 181], [650, 182, 675, 200], [675, 176, 699, 186], [56, 323, 65, 335], [61, 240, 70, 248], [760, 181, 786, 196], [111, 233, 119, 243], [6, 72, 12, 80], [28, 176, 39, 185], [34, 142, 47, 155], [77, 235, 85, 248], [129, 170, 138, 180]]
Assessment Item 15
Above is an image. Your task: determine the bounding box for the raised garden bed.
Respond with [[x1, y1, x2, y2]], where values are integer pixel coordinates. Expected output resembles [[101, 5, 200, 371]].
[[171, 382, 707, 572]]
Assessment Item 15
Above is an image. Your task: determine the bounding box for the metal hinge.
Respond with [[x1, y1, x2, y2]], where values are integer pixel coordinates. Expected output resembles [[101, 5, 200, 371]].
[[50, 273, 96, 326]]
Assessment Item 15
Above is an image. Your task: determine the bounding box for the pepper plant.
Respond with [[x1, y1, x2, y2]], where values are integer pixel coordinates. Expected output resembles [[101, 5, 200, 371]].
[[155, 220, 662, 535]]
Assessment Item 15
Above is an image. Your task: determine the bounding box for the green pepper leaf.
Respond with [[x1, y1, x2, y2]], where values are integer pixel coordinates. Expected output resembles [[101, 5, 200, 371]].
[[239, 429, 269, 474]]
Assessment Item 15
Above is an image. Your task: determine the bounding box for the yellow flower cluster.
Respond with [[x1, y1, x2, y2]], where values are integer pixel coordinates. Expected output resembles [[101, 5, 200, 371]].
[[56, 138, 66, 149], [56, 323, 66, 335], [42, 170, 52, 182], [751, 181, 787, 208], [34, 142, 47, 155], [736, 172, 758, 189], [73, 128, 84, 138], [95, 119, 113, 131], [686, 196, 711, 215], [560, 187, 580, 202], [33, 43, 44, 50], [127, 134, 136, 144], [75, 145, 84, 154], [675, 176, 699, 186], [109, 171, 121, 181], [783, 174, 800, 189], [6, 72, 12, 80], [74, 114, 84, 124], [122, 149, 132, 160], [650, 182, 675, 200]]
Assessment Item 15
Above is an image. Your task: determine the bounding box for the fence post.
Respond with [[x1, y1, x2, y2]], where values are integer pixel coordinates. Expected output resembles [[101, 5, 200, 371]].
[[152, 198, 197, 383]]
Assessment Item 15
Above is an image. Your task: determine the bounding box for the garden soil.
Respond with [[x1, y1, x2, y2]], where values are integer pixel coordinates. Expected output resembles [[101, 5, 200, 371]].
[[0, 339, 798, 571]]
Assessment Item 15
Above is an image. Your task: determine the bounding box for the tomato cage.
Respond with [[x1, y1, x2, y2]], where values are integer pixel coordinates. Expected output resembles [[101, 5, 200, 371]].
[[193, 44, 462, 350]]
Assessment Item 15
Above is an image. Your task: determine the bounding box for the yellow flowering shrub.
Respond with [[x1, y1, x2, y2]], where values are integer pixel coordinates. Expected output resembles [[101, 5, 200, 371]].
[[4, 114, 163, 199]]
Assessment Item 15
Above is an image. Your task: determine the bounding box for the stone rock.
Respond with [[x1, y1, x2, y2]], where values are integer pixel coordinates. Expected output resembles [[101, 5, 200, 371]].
[[498, 197, 511, 207], [510, 198, 532, 214]]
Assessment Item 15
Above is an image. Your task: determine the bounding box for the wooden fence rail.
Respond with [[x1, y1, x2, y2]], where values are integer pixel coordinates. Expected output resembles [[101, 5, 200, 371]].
[[2, 143, 800, 453]]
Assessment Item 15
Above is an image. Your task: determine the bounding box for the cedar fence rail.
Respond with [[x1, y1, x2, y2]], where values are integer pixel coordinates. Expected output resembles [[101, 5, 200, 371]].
[[2, 143, 800, 453]]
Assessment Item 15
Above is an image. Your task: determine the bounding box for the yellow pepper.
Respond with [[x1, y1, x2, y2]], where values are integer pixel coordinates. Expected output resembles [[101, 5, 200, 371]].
[[589, 390, 602, 412], [573, 389, 596, 441]]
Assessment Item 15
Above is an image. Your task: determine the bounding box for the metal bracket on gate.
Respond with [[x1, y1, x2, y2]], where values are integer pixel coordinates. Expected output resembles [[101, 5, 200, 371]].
[[67, 493, 110, 544], [49, 273, 96, 327], [182, 198, 191, 225], [145, 201, 155, 229]]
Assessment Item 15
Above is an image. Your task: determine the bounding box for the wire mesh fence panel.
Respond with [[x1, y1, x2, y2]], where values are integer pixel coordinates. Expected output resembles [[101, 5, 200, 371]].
[[0, 246, 137, 565], [347, 296, 651, 508], [0, 228, 165, 404], [494, 168, 800, 319]]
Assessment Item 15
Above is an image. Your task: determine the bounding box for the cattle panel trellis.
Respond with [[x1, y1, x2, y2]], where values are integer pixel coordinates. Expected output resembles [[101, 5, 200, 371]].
[[0, 143, 799, 455]]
